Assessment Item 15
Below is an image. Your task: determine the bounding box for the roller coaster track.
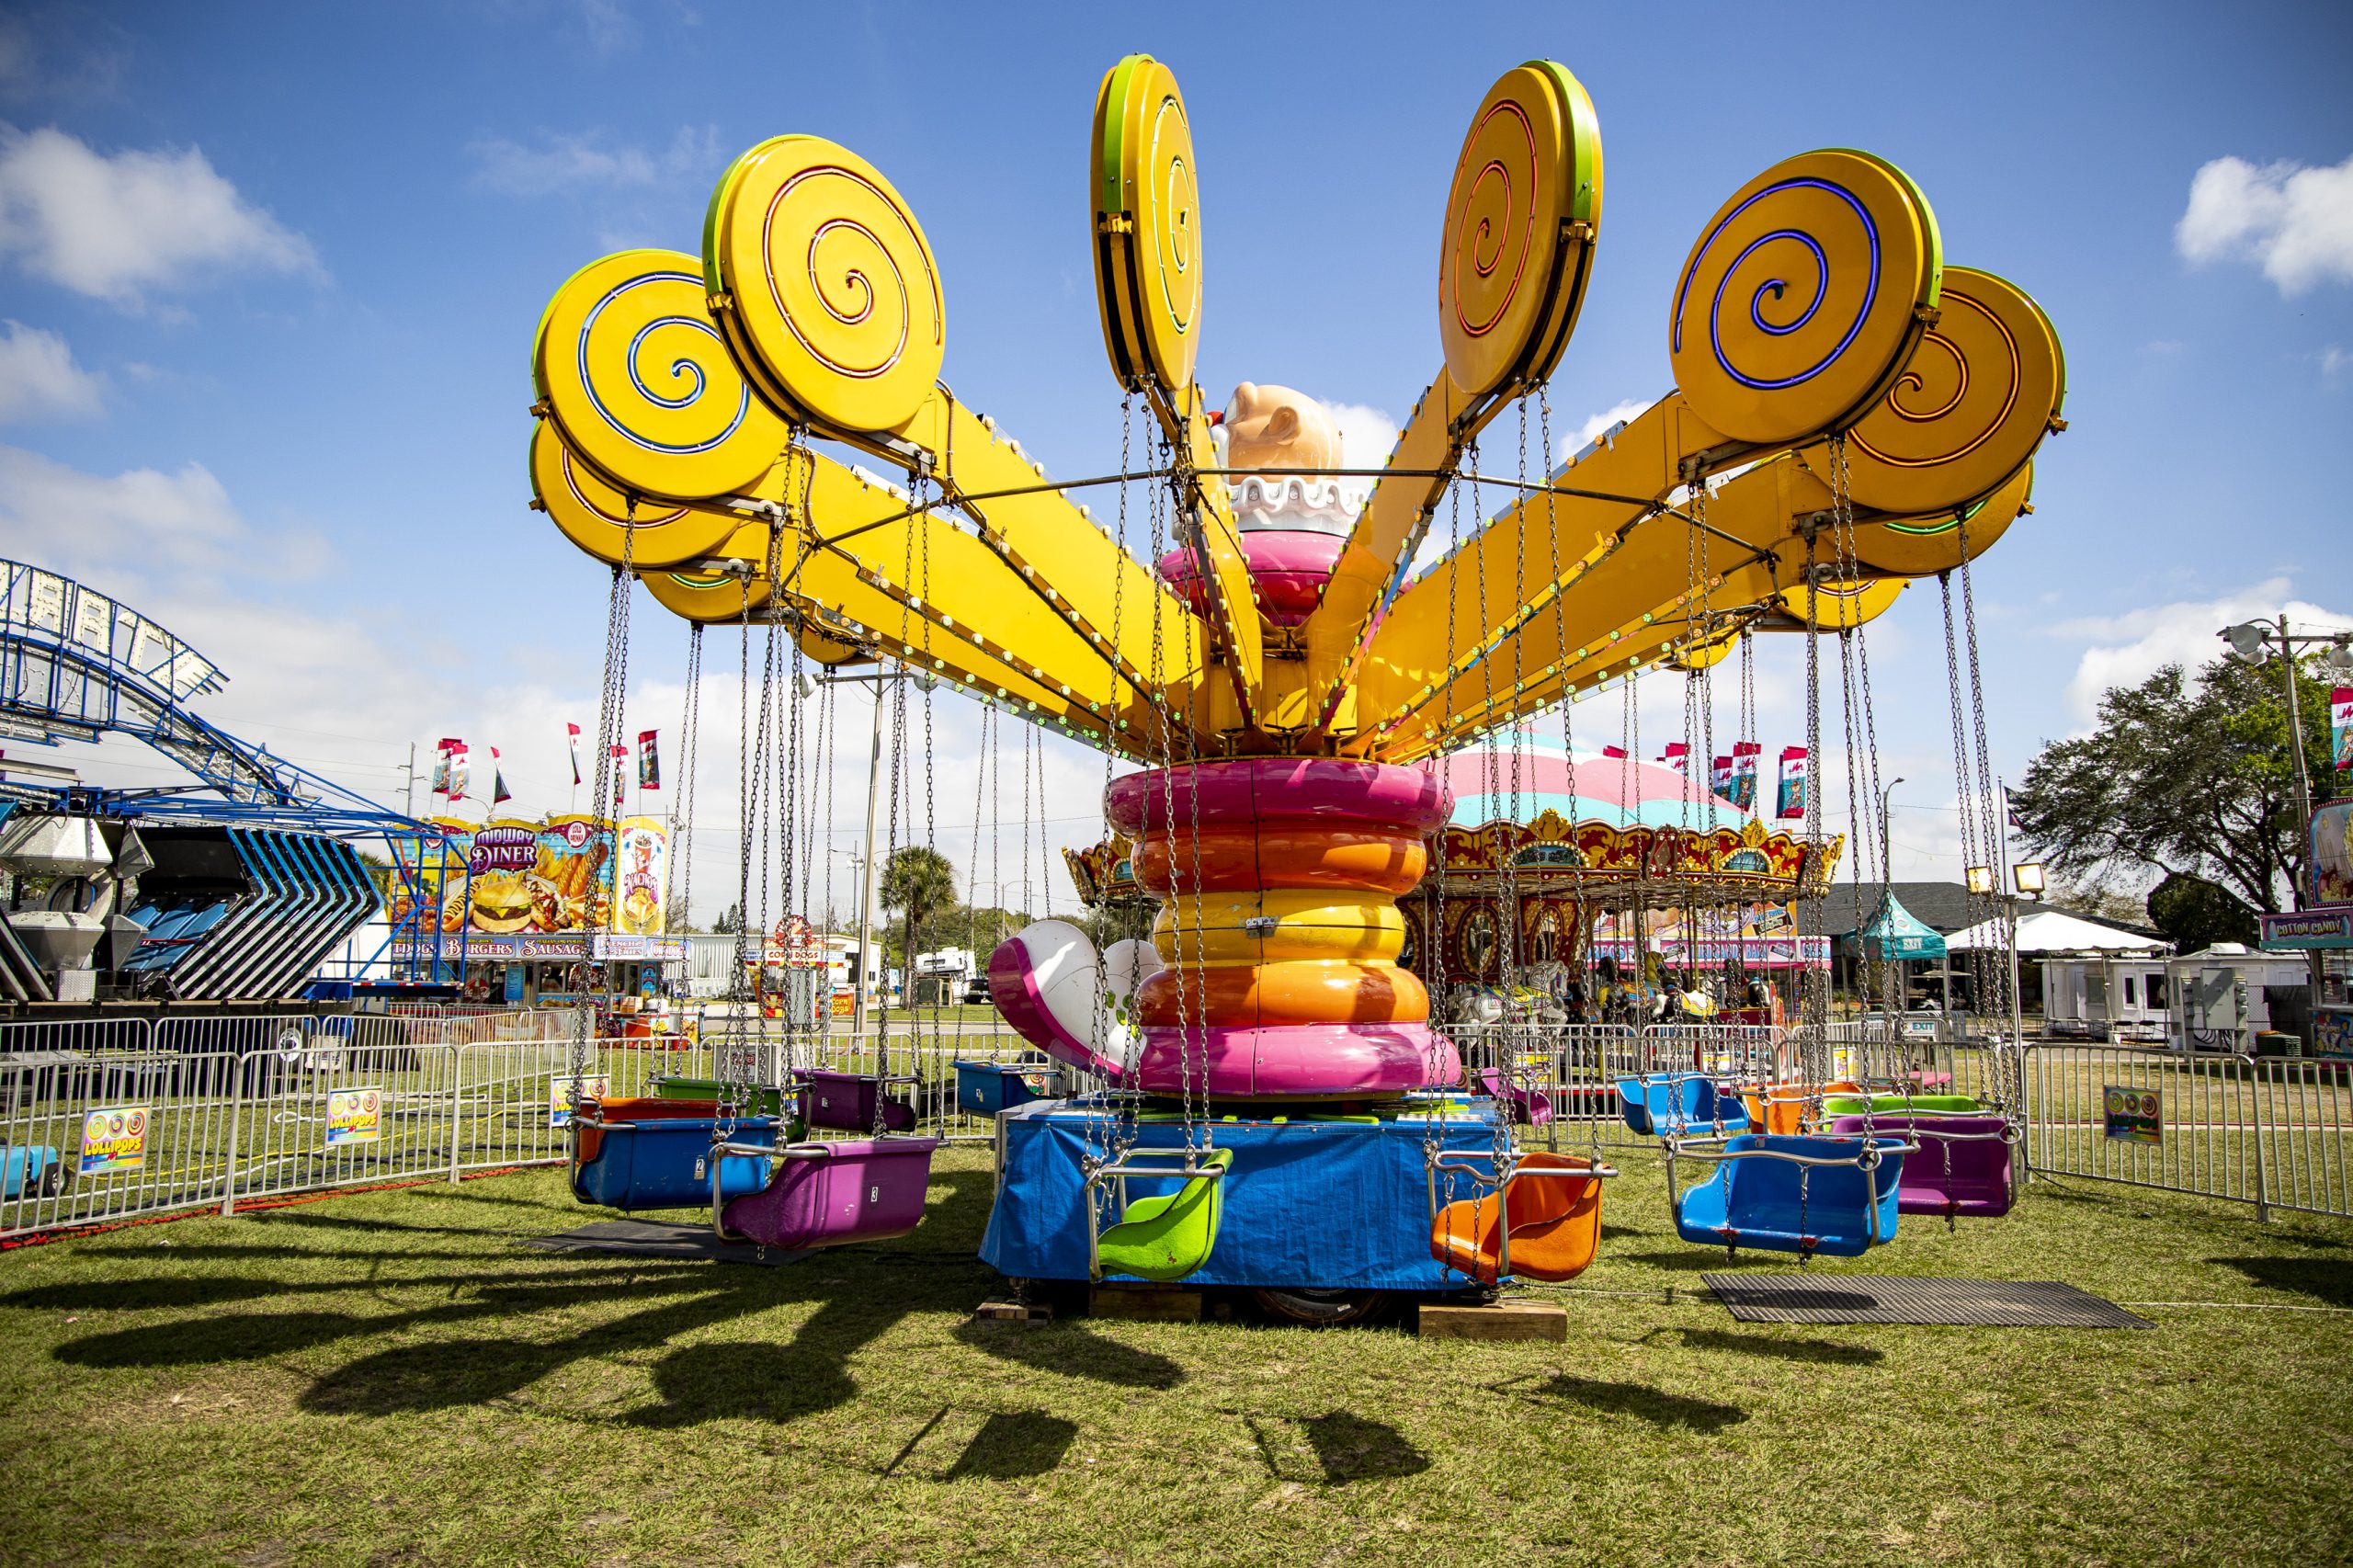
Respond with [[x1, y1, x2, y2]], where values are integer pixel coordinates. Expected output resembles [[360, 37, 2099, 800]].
[[0, 560, 314, 808]]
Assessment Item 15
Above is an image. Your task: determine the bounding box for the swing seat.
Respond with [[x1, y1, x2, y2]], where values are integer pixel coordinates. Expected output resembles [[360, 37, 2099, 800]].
[[1820, 1092, 1984, 1119], [1741, 1081, 1862, 1135], [1429, 1152, 1604, 1284], [570, 1099, 781, 1211], [1673, 1134, 1906, 1257], [719, 1137, 940, 1250], [1476, 1067, 1554, 1127], [651, 1076, 801, 1122], [1618, 1074, 1749, 1138], [1831, 1114, 2014, 1217], [1095, 1148, 1234, 1282], [800, 1069, 917, 1133]]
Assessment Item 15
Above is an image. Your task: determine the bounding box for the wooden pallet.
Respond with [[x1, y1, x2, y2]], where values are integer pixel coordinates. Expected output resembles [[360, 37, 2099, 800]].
[[1416, 1300, 1567, 1341]]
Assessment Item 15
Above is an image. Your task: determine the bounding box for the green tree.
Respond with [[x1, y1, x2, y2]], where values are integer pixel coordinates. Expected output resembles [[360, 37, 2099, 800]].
[[2145, 870, 2259, 950], [2012, 653, 2335, 914], [879, 846, 958, 956]]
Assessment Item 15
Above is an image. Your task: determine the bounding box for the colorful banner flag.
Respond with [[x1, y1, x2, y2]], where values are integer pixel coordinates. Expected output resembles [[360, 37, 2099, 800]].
[[490, 747, 512, 805], [1731, 742, 1761, 812], [1602, 744, 1628, 759], [430, 736, 459, 796], [446, 742, 469, 801], [566, 722, 583, 787], [2006, 783, 2025, 831], [1776, 746, 1808, 820], [1711, 755, 1733, 798], [610, 744, 628, 807], [1659, 743, 1688, 775], [637, 729, 661, 791], [2334, 686, 2353, 772]]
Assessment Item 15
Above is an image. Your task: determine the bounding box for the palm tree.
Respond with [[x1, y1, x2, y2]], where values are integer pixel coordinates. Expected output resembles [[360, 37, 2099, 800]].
[[880, 846, 958, 955]]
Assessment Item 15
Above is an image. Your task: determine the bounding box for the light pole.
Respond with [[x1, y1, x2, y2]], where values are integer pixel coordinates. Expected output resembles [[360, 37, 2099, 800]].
[[805, 665, 938, 1037], [1875, 776, 1904, 1016], [2221, 617, 2353, 994]]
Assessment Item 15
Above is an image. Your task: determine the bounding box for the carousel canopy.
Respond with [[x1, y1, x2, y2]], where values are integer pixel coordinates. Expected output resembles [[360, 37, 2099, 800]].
[[1436, 736, 1746, 831]]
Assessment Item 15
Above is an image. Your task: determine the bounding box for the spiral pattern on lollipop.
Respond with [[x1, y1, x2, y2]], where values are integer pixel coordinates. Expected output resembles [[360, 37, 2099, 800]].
[[578, 270, 752, 455], [1146, 93, 1199, 342], [1852, 290, 2018, 470], [1673, 178, 1881, 392], [761, 163, 942, 391], [1447, 99, 1538, 341], [559, 437, 688, 529]]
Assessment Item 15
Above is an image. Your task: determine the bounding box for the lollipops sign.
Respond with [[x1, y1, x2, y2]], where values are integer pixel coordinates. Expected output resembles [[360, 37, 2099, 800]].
[[1093, 54, 1204, 395], [1837, 266, 2063, 515], [1438, 61, 1603, 399], [705, 136, 946, 435], [528, 419, 748, 567], [1670, 150, 1941, 447], [532, 249, 788, 501]]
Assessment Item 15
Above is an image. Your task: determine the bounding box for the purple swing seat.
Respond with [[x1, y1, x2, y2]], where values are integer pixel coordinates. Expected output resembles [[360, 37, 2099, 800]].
[[720, 1137, 940, 1250], [800, 1069, 916, 1133], [1476, 1067, 1554, 1127], [1830, 1114, 2013, 1218]]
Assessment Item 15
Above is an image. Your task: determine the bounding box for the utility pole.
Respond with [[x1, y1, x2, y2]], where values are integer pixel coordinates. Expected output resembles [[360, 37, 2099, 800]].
[[807, 665, 938, 1039], [403, 741, 417, 820]]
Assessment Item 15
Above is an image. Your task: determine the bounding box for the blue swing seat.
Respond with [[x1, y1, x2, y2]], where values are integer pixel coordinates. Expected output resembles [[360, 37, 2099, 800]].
[[570, 1101, 783, 1211], [1618, 1073, 1750, 1138], [1674, 1133, 1906, 1257]]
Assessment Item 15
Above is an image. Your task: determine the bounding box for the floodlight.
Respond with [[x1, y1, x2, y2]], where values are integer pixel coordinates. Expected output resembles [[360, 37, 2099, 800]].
[[794, 673, 819, 699], [2012, 862, 2046, 896], [2222, 622, 2271, 663], [2325, 640, 2353, 674], [1965, 866, 1995, 895]]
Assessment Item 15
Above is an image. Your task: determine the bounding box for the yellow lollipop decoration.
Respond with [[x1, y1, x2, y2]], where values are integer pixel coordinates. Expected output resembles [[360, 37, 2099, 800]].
[[1669, 150, 1940, 449], [528, 420, 752, 568], [1848, 460, 2035, 578], [1836, 266, 2063, 516], [1438, 60, 1603, 400], [532, 249, 788, 502], [1092, 54, 1203, 396], [705, 135, 946, 436]]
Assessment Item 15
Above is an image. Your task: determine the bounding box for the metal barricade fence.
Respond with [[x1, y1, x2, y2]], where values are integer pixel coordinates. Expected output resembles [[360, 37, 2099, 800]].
[[2017, 1041, 2353, 1220]]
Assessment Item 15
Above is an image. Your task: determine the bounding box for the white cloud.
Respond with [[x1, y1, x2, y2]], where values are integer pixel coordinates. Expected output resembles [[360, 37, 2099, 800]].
[[469, 124, 722, 197], [2177, 153, 2353, 294], [1317, 399, 1397, 472], [0, 124, 318, 309], [0, 320, 102, 420], [1559, 398, 1652, 466], [2049, 577, 2353, 728], [2323, 344, 2349, 379], [0, 443, 241, 572]]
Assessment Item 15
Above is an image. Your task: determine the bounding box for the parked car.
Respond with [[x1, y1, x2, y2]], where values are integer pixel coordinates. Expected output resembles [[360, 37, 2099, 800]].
[[961, 975, 992, 1006]]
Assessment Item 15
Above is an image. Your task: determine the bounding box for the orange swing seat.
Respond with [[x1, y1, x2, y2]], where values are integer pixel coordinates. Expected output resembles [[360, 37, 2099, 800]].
[[1429, 1152, 1606, 1284]]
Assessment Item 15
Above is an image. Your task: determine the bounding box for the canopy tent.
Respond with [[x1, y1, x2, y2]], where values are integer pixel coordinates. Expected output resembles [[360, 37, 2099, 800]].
[[1946, 908, 2167, 954], [1847, 892, 1947, 960]]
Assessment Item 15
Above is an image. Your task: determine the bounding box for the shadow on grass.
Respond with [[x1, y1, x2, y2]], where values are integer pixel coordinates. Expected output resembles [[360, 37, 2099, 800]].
[[1245, 1410, 1429, 1484], [49, 1167, 1005, 1427], [945, 1411, 1079, 1480], [1619, 1249, 1744, 1273], [2210, 1256, 2353, 1308], [1295, 1410, 1430, 1483], [950, 1320, 1184, 1389], [1652, 1325, 1882, 1365], [1494, 1371, 1747, 1432]]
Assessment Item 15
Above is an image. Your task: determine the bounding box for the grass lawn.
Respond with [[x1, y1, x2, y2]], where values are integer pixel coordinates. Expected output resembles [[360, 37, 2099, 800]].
[[0, 1147, 2347, 1567]]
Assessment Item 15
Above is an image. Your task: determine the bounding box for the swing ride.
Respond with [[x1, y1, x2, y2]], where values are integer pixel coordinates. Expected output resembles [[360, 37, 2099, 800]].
[[525, 51, 2061, 1299]]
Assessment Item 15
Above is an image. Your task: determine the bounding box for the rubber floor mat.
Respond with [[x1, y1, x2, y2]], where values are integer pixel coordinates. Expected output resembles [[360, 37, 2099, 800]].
[[1703, 1274, 2152, 1328]]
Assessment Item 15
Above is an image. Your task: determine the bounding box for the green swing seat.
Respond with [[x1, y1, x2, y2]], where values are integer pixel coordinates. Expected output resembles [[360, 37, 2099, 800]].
[[1819, 1093, 1984, 1118], [1094, 1148, 1233, 1282]]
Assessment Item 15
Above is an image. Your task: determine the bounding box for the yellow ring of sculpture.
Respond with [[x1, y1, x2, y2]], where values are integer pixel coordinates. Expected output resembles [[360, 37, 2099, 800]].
[[1439, 59, 1603, 399], [529, 420, 748, 567], [1669, 149, 1941, 447], [1839, 267, 2063, 515], [1849, 460, 2033, 577], [1092, 55, 1203, 394], [705, 135, 945, 435], [1772, 574, 1908, 631], [532, 248, 787, 501]]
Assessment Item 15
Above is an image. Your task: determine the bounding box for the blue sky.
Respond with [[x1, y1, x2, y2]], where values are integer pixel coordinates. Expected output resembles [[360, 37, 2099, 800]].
[[0, 0, 2347, 920]]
